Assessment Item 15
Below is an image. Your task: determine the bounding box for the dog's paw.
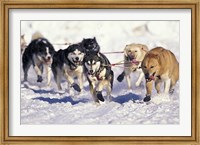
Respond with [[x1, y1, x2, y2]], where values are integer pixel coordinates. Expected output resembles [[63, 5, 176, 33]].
[[169, 89, 174, 94], [143, 95, 151, 102], [96, 91, 105, 102], [37, 75, 43, 82], [71, 83, 81, 92], [117, 72, 125, 82], [135, 81, 140, 87]]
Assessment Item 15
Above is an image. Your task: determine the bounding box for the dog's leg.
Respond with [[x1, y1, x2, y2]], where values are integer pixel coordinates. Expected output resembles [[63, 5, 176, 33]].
[[164, 78, 171, 93], [126, 74, 132, 90], [143, 80, 153, 102], [52, 67, 62, 90], [23, 61, 31, 82], [135, 72, 144, 87], [106, 82, 112, 102], [169, 77, 177, 94], [39, 64, 44, 74], [96, 80, 108, 102], [45, 65, 51, 86], [33, 65, 43, 82], [117, 71, 125, 82], [56, 75, 62, 90], [64, 70, 81, 92], [77, 73, 83, 92], [155, 80, 162, 94], [89, 82, 99, 103]]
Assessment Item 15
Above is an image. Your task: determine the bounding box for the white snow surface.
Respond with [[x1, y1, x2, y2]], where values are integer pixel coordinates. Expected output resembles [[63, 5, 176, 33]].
[[21, 21, 179, 124]]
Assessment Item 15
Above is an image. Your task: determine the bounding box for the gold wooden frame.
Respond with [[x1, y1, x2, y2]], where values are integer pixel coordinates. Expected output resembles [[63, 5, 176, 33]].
[[0, 0, 199, 144]]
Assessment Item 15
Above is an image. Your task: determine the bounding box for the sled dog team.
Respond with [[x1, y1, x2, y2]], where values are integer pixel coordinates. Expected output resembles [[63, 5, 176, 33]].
[[21, 32, 179, 104]]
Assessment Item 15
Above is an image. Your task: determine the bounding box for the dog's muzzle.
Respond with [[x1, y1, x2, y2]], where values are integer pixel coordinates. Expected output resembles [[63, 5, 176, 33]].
[[127, 55, 135, 61], [88, 70, 95, 75], [73, 58, 82, 65], [43, 56, 52, 65], [145, 72, 156, 82]]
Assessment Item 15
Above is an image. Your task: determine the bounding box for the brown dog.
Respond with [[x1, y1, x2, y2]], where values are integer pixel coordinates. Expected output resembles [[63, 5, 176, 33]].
[[141, 47, 179, 102]]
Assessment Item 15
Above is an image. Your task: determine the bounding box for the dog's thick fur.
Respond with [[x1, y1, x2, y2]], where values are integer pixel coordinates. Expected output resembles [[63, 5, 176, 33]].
[[81, 37, 100, 55], [84, 53, 114, 103], [141, 47, 179, 102], [51, 44, 85, 92], [21, 34, 27, 54], [117, 43, 148, 89], [22, 32, 55, 86]]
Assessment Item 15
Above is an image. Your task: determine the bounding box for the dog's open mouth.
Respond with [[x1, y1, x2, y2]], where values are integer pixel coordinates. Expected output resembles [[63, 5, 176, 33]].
[[73, 60, 82, 65], [43, 57, 52, 65], [146, 72, 156, 82], [127, 55, 135, 61], [131, 59, 140, 65]]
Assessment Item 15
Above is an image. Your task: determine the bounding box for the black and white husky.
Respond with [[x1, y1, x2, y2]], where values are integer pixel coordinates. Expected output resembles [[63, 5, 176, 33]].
[[83, 53, 114, 103], [22, 37, 55, 86], [51, 44, 85, 93]]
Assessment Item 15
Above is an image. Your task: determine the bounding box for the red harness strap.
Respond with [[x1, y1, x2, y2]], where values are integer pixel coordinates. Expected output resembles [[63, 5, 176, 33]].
[[95, 74, 103, 81]]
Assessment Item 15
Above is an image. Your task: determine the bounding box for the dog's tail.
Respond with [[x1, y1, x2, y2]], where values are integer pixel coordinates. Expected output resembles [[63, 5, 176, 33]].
[[31, 31, 44, 41]]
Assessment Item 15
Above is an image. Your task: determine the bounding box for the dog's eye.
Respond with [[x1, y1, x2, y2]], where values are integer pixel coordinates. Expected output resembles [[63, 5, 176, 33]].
[[150, 66, 154, 68], [143, 66, 147, 68], [135, 50, 137, 52]]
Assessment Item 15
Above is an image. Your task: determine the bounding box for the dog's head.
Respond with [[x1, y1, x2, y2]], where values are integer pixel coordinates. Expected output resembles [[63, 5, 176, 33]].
[[34, 38, 55, 65], [81, 37, 100, 55], [84, 54, 101, 75], [67, 44, 85, 66], [141, 53, 160, 82], [124, 44, 148, 61]]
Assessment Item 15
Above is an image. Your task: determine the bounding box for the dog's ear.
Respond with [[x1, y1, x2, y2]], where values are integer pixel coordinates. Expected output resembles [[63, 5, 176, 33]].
[[141, 45, 148, 52], [21, 34, 25, 39], [124, 45, 128, 57], [97, 52, 101, 57], [93, 37, 96, 41]]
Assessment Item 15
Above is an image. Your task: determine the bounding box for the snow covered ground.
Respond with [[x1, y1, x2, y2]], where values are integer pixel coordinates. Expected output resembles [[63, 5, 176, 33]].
[[20, 21, 179, 124]]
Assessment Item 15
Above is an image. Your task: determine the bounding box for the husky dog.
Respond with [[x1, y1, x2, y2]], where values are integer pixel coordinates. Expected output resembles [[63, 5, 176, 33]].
[[84, 53, 114, 103], [81, 37, 100, 55], [20, 34, 27, 54], [51, 44, 85, 92], [22, 33, 55, 86], [141, 47, 179, 102], [117, 43, 148, 89]]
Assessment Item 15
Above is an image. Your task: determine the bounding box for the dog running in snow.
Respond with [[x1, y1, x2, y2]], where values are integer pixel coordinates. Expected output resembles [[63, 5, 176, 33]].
[[84, 53, 114, 103], [81, 37, 114, 103], [22, 32, 55, 86], [141, 47, 179, 102], [51, 44, 85, 93], [117, 43, 148, 89]]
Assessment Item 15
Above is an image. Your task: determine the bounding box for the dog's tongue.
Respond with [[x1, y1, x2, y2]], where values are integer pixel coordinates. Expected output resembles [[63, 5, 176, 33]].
[[149, 75, 155, 80], [132, 59, 140, 65], [73, 60, 81, 65]]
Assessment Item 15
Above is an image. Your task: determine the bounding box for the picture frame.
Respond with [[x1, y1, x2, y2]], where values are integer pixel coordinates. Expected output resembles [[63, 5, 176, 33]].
[[0, 0, 199, 144]]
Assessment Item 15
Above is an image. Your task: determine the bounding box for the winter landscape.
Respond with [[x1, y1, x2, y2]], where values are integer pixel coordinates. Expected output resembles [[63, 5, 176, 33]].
[[20, 21, 179, 125]]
